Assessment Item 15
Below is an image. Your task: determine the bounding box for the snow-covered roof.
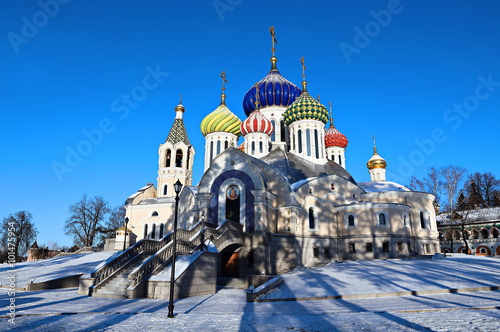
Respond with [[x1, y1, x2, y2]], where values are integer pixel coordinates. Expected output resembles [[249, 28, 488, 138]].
[[290, 177, 316, 191], [358, 181, 410, 193], [438, 207, 500, 225]]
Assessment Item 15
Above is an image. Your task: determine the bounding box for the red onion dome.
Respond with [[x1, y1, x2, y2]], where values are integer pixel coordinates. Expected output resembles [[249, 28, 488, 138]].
[[241, 109, 274, 136], [325, 119, 348, 148]]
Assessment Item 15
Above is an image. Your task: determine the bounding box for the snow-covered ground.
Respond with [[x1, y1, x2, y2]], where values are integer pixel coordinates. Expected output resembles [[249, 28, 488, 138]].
[[0, 251, 118, 289], [1, 255, 500, 331]]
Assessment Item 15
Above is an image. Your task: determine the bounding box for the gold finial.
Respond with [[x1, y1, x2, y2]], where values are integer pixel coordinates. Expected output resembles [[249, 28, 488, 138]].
[[254, 83, 260, 110], [317, 94, 320, 102], [220, 71, 228, 105], [269, 26, 277, 57], [329, 100, 333, 126], [373, 135, 378, 154], [300, 56, 306, 81]]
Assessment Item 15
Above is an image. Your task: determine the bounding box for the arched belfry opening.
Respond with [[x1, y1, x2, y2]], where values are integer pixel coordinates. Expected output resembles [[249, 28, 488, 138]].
[[225, 185, 241, 224]]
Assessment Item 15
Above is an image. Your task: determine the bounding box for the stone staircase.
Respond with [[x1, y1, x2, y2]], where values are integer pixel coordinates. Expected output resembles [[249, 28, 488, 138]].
[[92, 254, 152, 298]]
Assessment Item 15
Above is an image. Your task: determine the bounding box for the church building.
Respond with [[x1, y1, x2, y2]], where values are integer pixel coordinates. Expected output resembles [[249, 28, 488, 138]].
[[122, 28, 440, 277]]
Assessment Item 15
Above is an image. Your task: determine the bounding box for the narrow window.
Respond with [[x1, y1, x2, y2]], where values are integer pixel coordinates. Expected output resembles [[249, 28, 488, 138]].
[[224, 141, 228, 150], [280, 120, 286, 142], [271, 120, 276, 141], [492, 228, 499, 238], [210, 141, 214, 163], [251, 141, 255, 154], [403, 213, 408, 227], [420, 212, 425, 229], [408, 241, 412, 252], [331, 154, 335, 162], [382, 241, 390, 253], [339, 155, 342, 166], [306, 129, 311, 156], [298, 130, 302, 153], [313, 246, 319, 258], [348, 215, 355, 227], [217, 141, 221, 155], [379, 213, 386, 225], [324, 248, 331, 260], [397, 242, 403, 252], [159, 224, 164, 238], [349, 242, 356, 253], [314, 129, 319, 158], [366, 242, 373, 253], [259, 141, 263, 153], [165, 149, 171, 167], [308, 208, 315, 229], [175, 150, 183, 167], [143, 224, 148, 239], [425, 243, 430, 253], [163, 185, 168, 196], [151, 224, 156, 239], [186, 147, 190, 170]]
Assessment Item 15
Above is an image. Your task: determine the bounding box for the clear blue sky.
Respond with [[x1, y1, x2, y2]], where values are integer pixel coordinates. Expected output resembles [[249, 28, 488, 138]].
[[1, 0, 499, 248]]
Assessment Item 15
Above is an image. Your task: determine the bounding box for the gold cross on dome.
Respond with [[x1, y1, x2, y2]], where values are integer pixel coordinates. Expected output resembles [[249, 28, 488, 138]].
[[179, 94, 182, 104], [300, 56, 306, 81], [269, 26, 277, 56], [254, 83, 260, 109], [220, 71, 228, 93]]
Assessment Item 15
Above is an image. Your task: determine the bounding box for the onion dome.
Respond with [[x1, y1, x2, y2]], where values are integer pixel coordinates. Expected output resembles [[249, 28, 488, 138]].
[[201, 92, 241, 137], [367, 137, 387, 170], [241, 109, 274, 136], [242, 57, 302, 116], [325, 118, 348, 148], [283, 81, 329, 126]]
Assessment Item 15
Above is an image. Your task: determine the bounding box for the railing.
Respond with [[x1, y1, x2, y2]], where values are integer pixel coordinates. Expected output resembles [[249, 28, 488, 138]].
[[90, 232, 174, 289]]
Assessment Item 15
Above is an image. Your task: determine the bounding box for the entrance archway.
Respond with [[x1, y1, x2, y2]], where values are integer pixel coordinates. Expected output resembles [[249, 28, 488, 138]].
[[220, 243, 243, 278]]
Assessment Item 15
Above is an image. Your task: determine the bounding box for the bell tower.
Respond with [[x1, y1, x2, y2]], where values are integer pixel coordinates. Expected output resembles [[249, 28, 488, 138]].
[[157, 97, 195, 197]]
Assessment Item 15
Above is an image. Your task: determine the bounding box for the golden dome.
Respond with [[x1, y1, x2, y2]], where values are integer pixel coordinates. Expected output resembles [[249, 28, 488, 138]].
[[367, 136, 387, 170]]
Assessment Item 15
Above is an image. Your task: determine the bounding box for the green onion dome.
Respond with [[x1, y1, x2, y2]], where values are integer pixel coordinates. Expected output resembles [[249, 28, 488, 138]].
[[283, 82, 329, 126], [200, 94, 241, 137]]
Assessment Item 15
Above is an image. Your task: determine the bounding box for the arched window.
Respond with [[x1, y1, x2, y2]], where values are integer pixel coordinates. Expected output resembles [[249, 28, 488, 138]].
[[217, 141, 221, 155], [481, 229, 489, 239], [186, 147, 191, 170], [251, 141, 255, 154], [420, 211, 426, 229], [163, 185, 168, 196], [175, 149, 183, 167], [454, 230, 461, 240], [308, 208, 315, 229], [339, 155, 342, 166], [151, 224, 156, 239], [464, 230, 470, 239], [143, 224, 148, 239], [159, 224, 164, 238], [306, 129, 311, 156], [402, 212, 409, 227], [379, 213, 386, 226], [298, 129, 302, 153], [224, 141, 228, 150], [492, 228, 499, 238], [259, 141, 263, 153], [280, 120, 286, 142], [331, 154, 335, 162], [152, 211, 159, 217], [165, 149, 171, 167], [210, 141, 214, 163], [314, 129, 319, 158], [271, 120, 276, 141], [348, 215, 355, 227]]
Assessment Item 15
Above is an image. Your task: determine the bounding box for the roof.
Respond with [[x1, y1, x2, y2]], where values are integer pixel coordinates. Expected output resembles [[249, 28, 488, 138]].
[[30, 240, 39, 249], [358, 181, 410, 193], [166, 118, 190, 145], [260, 149, 357, 185], [438, 207, 500, 225]]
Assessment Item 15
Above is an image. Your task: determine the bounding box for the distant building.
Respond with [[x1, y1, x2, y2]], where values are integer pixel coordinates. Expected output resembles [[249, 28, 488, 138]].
[[437, 207, 500, 255], [27, 241, 59, 262]]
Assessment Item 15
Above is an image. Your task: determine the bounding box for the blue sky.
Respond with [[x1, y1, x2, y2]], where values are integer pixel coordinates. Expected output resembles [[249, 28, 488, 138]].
[[1, 0, 499, 248]]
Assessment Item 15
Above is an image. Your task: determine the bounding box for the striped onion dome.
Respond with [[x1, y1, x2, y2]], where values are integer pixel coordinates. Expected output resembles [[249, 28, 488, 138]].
[[241, 109, 274, 136], [242, 57, 302, 116], [325, 118, 348, 148], [200, 95, 241, 137], [283, 82, 329, 126]]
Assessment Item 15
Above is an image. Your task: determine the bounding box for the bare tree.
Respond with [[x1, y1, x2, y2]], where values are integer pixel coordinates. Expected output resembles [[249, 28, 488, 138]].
[[97, 205, 126, 244], [64, 195, 110, 247], [441, 165, 466, 252], [0, 211, 38, 261], [466, 172, 500, 207], [409, 167, 444, 207]]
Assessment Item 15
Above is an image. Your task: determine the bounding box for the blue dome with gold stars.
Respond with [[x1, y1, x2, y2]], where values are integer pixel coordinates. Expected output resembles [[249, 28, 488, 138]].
[[242, 57, 302, 116]]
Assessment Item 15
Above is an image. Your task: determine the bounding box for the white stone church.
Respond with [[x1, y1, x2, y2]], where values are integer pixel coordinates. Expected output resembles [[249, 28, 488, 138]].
[[121, 34, 440, 278]]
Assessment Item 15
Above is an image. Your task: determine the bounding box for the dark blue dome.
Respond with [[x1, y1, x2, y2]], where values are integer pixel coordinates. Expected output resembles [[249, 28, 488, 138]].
[[243, 70, 302, 116]]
